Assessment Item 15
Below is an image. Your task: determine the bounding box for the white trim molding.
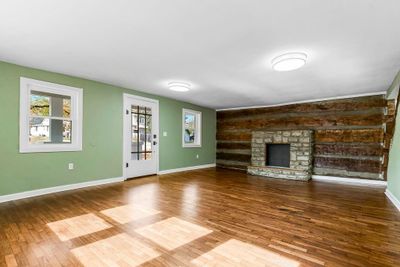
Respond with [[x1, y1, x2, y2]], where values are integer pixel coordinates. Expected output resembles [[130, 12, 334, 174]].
[[312, 175, 387, 186], [0, 176, 124, 204], [182, 108, 202, 148], [158, 163, 216, 175], [385, 189, 400, 211], [19, 77, 83, 153], [217, 91, 386, 111]]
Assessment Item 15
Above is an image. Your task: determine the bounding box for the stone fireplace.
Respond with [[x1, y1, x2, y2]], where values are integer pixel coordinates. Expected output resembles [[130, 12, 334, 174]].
[[247, 130, 314, 181]]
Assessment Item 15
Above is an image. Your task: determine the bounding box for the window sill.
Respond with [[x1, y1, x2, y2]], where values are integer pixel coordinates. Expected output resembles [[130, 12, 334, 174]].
[[183, 144, 202, 148], [19, 144, 82, 153]]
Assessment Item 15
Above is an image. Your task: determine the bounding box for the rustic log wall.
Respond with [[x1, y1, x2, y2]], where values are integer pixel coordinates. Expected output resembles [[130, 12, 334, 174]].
[[216, 95, 395, 180]]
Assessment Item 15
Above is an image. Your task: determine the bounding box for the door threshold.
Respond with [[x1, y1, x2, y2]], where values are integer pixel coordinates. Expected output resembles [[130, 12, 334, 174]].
[[125, 174, 157, 180]]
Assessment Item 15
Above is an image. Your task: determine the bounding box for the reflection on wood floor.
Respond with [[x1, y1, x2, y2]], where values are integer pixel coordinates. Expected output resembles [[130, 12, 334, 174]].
[[47, 213, 112, 241], [192, 239, 300, 267], [101, 204, 160, 224], [0, 168, 399, 266], [135, 217, 213, 251], [71, 233, 160, 267]]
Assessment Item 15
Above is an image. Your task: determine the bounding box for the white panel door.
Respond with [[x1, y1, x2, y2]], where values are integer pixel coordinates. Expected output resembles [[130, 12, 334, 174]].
[[123, 94, 159, 178]]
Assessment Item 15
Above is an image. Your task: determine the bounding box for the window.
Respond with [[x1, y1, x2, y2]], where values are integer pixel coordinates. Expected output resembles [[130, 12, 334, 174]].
[[182, 109, 201, 147], [19, 77, 83, 153], [131, 105, 153, 160]]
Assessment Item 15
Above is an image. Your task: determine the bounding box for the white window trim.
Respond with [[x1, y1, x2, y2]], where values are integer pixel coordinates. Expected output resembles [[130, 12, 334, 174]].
[[19, 77, 83, 153], [182, 108, 202, 148]]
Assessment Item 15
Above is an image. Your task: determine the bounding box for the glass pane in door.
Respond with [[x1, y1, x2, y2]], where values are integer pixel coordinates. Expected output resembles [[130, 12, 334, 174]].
[[131, 104, 152, 160]]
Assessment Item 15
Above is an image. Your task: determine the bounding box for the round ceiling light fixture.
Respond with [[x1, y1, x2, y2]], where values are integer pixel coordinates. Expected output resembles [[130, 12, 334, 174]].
[[271, 52, 307, 71], [168, 81, 191, 92]]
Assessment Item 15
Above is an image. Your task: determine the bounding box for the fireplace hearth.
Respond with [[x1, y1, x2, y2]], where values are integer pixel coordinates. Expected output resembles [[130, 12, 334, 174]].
[[247, 130, 314, 181]]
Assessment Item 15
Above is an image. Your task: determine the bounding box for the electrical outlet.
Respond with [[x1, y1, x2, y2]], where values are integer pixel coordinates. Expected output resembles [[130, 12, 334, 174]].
[[163, 131, 168, 137], [68, 163, 74, 170], [196, 154, 199, 159]]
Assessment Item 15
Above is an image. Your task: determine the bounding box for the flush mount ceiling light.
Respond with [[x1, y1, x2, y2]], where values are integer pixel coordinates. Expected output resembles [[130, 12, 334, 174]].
[[168, 81, 191, 92], [271, 52, 307, 71]]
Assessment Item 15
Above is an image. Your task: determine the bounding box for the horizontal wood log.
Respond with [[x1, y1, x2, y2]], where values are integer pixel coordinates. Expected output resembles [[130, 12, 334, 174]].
[[313, 157, 381, 173], [216, 132, 251, 141], [315, 129, 383, 143], [385, 121, 395, 137], [217, 153, 251, 162], [217, 142, 251, 150], [382, 151, 389, 168], [218, 95, 386, 120], [314, 144, 383, 157], [387, 99, 396, 116], [216, 159, 249, 171], [217, 113, 384, 131]]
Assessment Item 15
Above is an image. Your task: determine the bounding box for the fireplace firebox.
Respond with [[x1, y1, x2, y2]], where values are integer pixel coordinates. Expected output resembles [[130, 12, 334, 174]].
[[266, 144, 290, 168]]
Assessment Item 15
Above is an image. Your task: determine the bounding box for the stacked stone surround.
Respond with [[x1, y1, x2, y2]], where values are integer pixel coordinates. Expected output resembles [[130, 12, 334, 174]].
[[247, 130, 314, 181]]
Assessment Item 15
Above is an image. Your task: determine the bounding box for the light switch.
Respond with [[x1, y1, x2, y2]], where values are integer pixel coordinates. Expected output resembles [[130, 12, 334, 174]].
[[163, 131, 168, 137]]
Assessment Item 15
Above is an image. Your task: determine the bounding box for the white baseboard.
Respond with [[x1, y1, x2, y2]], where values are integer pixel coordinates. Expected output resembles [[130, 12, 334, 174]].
[[312, 175, 387, 186], [385, 189, 400, 211], [158, 163, 216, 175], [0, 176, 124, 204]]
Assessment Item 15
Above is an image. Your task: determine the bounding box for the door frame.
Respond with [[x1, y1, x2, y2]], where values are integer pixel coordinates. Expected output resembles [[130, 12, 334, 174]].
[[123, 93, 160, 179]]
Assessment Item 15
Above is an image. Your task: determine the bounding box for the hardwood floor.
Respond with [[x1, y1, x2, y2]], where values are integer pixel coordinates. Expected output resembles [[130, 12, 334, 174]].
[[0, 168, 399, 266]]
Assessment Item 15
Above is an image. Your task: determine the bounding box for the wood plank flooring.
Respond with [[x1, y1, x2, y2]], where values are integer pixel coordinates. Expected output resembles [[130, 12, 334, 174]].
[[0, 168, 399, 266]]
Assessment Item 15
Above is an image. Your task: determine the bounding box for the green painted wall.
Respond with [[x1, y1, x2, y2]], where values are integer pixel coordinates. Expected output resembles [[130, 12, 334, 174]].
[[387, 71, 400, 99], [0, 61, 216, 195], [387, 90, 400, 201], [388, 116, 400, 200]]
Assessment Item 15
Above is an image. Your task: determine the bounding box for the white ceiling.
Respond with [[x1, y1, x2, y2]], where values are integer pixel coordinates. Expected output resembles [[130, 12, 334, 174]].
[[1, 0, 400, 109]]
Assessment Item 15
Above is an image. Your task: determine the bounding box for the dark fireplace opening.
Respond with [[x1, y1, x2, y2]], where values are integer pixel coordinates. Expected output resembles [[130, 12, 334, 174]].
[[266, 144, 290, 168]]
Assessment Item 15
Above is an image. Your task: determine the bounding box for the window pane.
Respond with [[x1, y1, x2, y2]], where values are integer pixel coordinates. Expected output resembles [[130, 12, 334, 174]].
[[146, 133, 152, 152], [145, 115, 152, 152], [30, 93, 50, 116], [30, 91, 71, 118], [139, 127, 145, 153], [29, 118, 71, 144], [29, 117, 50, 144], [49, 94, 71, 118], [63, 98, 71, 118], [184, 113, 196, 144], [50, 119, 71, 144], [138, 114, 145, 129], [131, 113, 138, 130], [131, 105, 139, 113], [131, 128, 139, 153], [146, 107, 152, 115], [146, 152, 152, 160], [131, 153, 139, 161], [184, 129, 195, 144], [146, 115, 152, 131], [62, 120, 72, 143], [131, 105, 139, 155]]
